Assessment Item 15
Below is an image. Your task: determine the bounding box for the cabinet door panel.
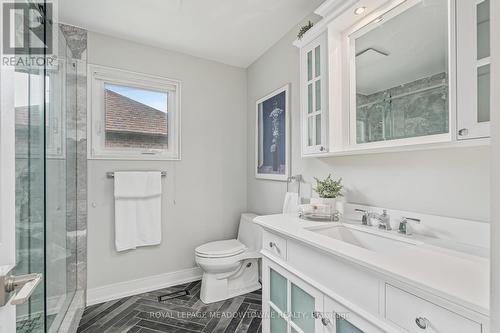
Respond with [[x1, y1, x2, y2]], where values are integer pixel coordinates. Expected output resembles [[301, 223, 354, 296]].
[[291, 283, 316, 333], [301, 32, 329, 155], [270, 308, 287, 333], [457, 0, 491, 139], [323, 296, 385, 333], [270, 268, 287, 312], [288, 274, 324, 333]]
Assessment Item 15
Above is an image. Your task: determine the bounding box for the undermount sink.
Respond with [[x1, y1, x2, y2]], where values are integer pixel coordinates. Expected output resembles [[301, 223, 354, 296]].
[[306, 224, 419, 255]]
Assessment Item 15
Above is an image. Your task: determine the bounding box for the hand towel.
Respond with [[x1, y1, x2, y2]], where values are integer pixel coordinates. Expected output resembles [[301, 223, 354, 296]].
[[282, 192, 299, 214], [114, 172, 162, 252]]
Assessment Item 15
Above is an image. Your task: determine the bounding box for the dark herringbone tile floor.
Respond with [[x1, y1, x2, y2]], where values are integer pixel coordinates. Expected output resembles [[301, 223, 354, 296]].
[[77, 281, 262, 333]]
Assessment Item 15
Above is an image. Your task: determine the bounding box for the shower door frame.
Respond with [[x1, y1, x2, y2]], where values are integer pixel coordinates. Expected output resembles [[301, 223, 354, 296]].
[[0, 50, 18, 333]]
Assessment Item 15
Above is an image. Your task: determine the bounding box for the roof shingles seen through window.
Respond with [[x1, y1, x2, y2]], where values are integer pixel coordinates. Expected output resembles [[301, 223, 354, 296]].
[[104, 89, 167, 136]]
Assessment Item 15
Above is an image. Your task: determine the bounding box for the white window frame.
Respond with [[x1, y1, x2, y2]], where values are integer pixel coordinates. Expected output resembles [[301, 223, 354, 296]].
[[88, 64, 181, 160]]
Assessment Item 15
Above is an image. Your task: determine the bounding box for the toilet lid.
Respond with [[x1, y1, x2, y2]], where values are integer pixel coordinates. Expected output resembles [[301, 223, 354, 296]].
[[195, 239, 246, 258]]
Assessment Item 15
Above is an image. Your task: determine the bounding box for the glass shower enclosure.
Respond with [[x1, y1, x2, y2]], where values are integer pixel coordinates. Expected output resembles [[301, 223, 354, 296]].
[[14, 20, 83, 333]]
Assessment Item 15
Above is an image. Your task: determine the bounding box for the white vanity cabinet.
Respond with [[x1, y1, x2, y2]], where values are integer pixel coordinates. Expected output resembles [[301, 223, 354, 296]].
[[262, 257, 388, 333], [298, 32, 329, 156], [258, 225, 488, 333], [457, 0, 491, 140]]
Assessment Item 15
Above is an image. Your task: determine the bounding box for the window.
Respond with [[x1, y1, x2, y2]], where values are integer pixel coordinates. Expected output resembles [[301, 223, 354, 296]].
[[89, 65, 181, 159]]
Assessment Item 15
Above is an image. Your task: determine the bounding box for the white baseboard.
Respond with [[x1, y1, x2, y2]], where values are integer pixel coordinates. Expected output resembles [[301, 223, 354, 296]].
[[86, 267, 202, 306]]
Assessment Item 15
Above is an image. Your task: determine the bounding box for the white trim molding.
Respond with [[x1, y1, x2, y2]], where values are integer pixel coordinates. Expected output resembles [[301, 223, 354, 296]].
[[86, 267, 202, 306]]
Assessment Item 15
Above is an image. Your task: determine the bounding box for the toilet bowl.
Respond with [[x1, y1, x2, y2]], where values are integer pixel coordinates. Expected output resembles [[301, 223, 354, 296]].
[[195, 213, 261, 304]]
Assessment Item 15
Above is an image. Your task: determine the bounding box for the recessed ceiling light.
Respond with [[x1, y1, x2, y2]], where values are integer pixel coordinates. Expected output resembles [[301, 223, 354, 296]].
[[374, 17, 383, 23], [354, 6, 366, 15]]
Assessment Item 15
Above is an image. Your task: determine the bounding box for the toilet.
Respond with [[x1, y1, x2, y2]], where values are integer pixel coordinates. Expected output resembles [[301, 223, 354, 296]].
[[195, 213, 261, 304]]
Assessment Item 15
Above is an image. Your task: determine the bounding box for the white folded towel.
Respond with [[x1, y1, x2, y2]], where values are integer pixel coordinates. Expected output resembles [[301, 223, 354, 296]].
[[114, 172, 162, 252], [282, 192, 299, 214]]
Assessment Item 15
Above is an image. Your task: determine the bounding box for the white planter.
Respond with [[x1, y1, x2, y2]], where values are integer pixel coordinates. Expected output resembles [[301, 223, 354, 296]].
[[310, 198, 337, 212]]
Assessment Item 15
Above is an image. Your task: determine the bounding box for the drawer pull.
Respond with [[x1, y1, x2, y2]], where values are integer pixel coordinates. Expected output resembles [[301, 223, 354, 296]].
[[415, 317, 430, 329], [269, 242, 281, 254]]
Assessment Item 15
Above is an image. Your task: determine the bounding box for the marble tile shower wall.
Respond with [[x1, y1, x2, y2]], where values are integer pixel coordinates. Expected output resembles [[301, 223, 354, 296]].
[[59, 23, 88, 333], [356, 72, 449, 143]]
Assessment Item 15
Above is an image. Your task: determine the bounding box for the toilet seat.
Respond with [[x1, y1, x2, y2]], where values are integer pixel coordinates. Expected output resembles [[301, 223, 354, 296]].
[[195, 239, 246, 258]]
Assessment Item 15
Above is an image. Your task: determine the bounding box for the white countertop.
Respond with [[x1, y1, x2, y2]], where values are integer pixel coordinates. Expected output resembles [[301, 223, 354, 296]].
[[254, 213, 490, 316]]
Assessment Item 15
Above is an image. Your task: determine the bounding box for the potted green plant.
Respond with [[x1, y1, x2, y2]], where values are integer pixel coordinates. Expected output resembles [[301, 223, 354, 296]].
[[311, 174, 343, 210], [297, 21, 314, 40]]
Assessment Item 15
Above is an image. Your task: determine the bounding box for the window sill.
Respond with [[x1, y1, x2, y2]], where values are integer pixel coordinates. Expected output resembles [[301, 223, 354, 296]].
[[88, 153, 181, 161]]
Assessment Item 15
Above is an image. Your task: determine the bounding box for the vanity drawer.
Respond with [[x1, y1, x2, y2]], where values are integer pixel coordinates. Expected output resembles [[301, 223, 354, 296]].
[[262, 231, 287, 261], [385, 285, 481, 333]]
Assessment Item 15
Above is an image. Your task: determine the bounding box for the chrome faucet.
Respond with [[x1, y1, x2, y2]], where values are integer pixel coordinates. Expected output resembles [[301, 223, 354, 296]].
[[355, 208, 392, 230], [355, 209, 371, 225], [398, 217, 421, 235], [376, 210, 391, 230]]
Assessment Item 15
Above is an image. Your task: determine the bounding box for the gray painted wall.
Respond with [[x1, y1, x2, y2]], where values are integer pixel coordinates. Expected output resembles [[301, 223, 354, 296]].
[[246, 16, 490, 223], [86, 32, 247, 289]]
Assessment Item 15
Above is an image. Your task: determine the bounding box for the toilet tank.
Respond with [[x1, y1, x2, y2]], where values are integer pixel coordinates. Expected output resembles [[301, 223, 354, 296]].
[[237, 213, 261, 252]]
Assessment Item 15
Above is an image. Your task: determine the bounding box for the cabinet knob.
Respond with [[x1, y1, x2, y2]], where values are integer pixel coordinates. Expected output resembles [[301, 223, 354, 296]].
[[321, 317, 330, 326], [312, 311, 320, 319], [319, 146, 326, 152], [458, 128, 469, 136], [415, 317, 430, 329]]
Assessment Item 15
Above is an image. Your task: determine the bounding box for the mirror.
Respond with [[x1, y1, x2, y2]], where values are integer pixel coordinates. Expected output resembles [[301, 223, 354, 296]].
[[352, 0, 449, 144]]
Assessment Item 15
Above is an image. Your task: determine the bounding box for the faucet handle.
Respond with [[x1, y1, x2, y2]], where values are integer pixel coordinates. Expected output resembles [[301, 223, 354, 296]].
[[398, 216, 421, 235], [402, 216, 421, 224], [355, 209, 370, 225]]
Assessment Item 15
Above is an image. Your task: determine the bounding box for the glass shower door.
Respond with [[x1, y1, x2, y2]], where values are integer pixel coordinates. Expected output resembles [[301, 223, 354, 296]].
[[14, 62, 47, 333], [13, 16, 78, 333], [44, 30, 78, 332]]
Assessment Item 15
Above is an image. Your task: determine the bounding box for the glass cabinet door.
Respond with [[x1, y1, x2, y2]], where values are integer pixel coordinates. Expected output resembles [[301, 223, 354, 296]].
[[270, 308, 287, 333], [323, 296, 386, 333], [302, 33, 328, 155], [264, 260, 324, 333], [475, 0, 490, 127], [270, 268, 287, 312], [457, 0, 490, 139], [291, 283, 317, 333]]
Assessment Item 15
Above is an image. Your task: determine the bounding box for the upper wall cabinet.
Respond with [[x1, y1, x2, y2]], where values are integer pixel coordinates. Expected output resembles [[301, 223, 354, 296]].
[[298, 32, 330, 156], [294, 0, 490, 157], [457, 0, 491, 140]]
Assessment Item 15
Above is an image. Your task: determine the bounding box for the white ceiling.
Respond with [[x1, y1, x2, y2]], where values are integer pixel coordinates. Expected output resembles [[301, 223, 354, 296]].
[[60, 0, 325, 68], [355, 0, 448, 95]]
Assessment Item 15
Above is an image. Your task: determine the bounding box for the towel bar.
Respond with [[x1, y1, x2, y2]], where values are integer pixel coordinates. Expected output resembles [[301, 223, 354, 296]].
[[107, 171, 167, 178]]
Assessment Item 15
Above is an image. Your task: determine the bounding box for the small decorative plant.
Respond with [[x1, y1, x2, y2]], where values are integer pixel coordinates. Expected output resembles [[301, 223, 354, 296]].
[[297, 21, 314, 40], [313, 174, 343, 199]]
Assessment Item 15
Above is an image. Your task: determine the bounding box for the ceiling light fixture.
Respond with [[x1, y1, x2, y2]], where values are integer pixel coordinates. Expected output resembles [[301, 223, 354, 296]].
[[374, 17, 383, 23], [354, 6, 366, 15]]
